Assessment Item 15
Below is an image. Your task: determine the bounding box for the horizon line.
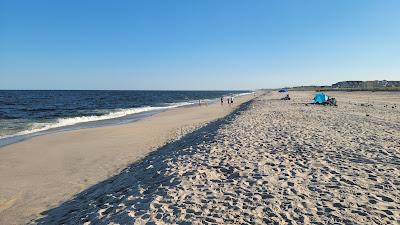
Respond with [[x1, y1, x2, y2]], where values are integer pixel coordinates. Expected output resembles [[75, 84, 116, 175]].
[[0, 89, 254, 91]]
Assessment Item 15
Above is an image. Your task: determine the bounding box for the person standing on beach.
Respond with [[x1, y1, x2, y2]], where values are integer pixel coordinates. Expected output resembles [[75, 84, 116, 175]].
[[231, 96, 234, 104], [220, 96, 224, 105]]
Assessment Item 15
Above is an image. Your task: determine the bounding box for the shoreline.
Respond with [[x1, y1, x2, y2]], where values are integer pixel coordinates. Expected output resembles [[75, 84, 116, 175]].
[[0, 93, 255, 225], [0, 109, 161, 149], [0, 92, 252, 148]]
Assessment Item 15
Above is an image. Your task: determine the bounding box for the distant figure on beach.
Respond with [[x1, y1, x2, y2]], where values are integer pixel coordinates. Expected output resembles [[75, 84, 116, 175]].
[[231, 97, 234, 104], [220, 97, 224, 105], [281, 94, 290, 101]]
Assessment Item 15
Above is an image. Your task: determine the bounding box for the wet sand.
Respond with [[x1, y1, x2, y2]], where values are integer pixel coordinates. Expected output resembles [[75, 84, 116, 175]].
[[0, 94, 253, 225], [32, 91, 399, 225]]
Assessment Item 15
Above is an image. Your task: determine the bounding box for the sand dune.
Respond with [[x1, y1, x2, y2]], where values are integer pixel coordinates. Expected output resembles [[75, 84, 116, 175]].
[[33, 91, 399, 224]]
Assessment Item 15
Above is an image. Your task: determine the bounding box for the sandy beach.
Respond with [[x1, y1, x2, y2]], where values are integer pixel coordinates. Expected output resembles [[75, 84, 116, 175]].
[[1, 91, 400, 224], [0, 94, 253, 225], [24, 91, 399, 224]]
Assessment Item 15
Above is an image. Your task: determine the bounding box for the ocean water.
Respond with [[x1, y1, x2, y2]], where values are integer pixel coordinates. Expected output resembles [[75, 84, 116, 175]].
[[0, 90, 250, 145]]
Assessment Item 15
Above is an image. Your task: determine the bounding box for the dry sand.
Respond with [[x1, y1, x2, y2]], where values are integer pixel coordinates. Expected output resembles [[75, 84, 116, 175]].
[[29, 91, 399, 225], [0, 94, 253, 225]]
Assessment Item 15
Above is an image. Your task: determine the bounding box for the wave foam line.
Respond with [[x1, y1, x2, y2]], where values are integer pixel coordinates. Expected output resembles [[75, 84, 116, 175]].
[[1, 102, 193, 140]]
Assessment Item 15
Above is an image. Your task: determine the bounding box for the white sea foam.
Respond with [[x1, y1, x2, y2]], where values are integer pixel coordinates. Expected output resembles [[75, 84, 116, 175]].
[[233, 92, 254, 97], [0, 93, 253, 142], [0, 102, 194, 140]]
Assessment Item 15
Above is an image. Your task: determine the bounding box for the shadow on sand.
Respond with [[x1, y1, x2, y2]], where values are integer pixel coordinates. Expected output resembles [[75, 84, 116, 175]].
[[34, 100, 254, 225]]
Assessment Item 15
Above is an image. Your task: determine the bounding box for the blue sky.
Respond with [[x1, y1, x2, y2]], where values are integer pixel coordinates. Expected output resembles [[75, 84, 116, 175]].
[[1, 0, 399, 90]]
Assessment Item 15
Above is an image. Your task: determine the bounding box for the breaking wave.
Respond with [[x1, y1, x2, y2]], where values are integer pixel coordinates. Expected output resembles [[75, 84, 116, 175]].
[[0, 102, 193, 140]]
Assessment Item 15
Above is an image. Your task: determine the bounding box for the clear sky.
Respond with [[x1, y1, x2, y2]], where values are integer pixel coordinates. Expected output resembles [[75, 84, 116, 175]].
[[1, 0, 400, 90]]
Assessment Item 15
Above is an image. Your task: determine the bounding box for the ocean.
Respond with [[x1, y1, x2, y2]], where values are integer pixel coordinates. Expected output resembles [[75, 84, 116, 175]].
[[0, 90, 250, 146]]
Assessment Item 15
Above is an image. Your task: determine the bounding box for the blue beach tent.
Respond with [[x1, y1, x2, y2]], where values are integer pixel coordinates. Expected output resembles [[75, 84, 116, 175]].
[[314, 92, 329, 104]]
